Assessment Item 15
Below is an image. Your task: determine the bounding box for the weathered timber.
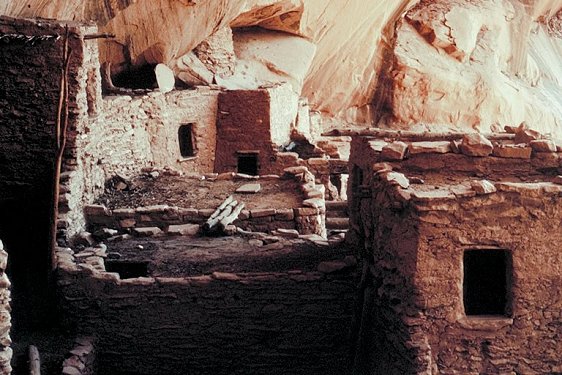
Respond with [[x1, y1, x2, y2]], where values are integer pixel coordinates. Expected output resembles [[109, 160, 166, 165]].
[[218, 202, 246, 231], [322, 128, 515, 141]]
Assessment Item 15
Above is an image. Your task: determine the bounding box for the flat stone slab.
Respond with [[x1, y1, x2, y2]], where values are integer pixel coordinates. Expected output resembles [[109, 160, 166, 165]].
[[236, 183, 261, 194], [132, 227, 163, 237], [471, 180, 497, 195], [167, 224, 200, 236], [272, 229, 300, 239]]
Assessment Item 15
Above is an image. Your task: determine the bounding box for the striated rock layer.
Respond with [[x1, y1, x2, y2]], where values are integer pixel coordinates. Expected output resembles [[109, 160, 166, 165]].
[[380, 0, 562, 137], [0, 0, 561, 136]]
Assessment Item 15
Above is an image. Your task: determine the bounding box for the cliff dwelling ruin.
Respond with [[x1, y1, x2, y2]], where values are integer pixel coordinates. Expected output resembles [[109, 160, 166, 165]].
[[0, 1, 561, 374]]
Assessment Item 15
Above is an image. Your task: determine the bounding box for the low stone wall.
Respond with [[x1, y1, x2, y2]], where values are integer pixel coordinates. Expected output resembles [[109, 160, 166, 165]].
[[83, 168, 327, 237], [0, 241, 11, 375], [55, 245, 356, 375], [62, 337, 95, 375]]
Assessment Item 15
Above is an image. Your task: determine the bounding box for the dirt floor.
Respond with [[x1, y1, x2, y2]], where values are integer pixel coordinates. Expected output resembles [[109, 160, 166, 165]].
[[96, 174, 304, 210], [105, 236, 353, 278]]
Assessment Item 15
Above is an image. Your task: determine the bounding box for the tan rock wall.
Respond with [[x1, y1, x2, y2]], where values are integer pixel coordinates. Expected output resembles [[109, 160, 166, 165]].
[[383, 0, 562, 136], [1, 1, 560, 133]]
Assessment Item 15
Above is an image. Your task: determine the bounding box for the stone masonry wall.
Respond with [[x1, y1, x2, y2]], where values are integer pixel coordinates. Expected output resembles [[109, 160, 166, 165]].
[[57, 22, 107, 243], [215, 89, 274, 174], [215, 85, 296, 175], [0, 241, 11, 375], [61, 86, 220, 242], [60, 65, 219, 242], [347, 155, 424, 374], [61, 337, 95, 375], [412, 183, 562, 374], [55, 247, 356, 375], [348, 133, 562, 373], [0, 16, 95, 320], [84, 168, 326, 237], [268, 83, 298, 146]]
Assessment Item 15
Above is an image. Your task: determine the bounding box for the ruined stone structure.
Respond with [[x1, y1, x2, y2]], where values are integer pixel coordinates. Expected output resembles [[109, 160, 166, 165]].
[[56, 242, 355, 375], [0, 241, 11, 375], [348, 131, 562, 374], [215, 85, 297, 175], [0, 1, 561, 374], [0, 16, 352, 374]]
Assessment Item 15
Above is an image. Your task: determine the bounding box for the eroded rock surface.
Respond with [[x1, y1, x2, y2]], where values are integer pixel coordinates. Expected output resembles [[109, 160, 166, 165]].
[[1, 0, 560, 135]]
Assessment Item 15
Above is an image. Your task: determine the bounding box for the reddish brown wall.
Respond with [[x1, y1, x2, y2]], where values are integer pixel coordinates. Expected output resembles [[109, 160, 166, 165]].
[[215, 90, 276, 174], [348, 135, 562, 374], [414, 188, 562, 374]]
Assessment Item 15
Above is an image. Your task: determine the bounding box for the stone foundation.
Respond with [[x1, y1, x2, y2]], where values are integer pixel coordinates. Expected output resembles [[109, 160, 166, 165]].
[[55, 242, 356, 375], [83, 168, 326, 237], [62, 337, 95, 375], [0, 241, 11, 375]]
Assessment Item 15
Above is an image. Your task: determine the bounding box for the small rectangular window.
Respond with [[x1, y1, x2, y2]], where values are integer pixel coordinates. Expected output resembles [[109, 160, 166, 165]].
[[237, 152, 259, 176], [463, 249, 511, 316], [178, 124, 196, 157]]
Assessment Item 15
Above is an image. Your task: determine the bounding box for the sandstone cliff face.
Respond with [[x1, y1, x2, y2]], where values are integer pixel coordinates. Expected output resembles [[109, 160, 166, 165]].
[[1, 0, 561, 136], [382, 0, 562, 136]]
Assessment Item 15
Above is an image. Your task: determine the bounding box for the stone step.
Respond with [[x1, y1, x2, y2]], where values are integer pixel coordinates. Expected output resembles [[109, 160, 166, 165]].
[[325, 201, 348, 211], [326, 217, 349, 230], [326, 210, 348, 218]]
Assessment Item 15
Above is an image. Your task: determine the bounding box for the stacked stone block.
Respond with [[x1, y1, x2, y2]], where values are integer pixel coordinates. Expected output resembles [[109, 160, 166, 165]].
[[0, 241, 11, 375], [62, 337, 95, 375], [84, 168, 327, 237], [55, 243, 355, 375], [348, 130, 562, 374]]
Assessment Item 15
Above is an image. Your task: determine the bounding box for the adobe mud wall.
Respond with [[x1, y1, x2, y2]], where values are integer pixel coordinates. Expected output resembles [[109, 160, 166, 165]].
[[56, 248, 356, 375], [214, 85, 295, 175]]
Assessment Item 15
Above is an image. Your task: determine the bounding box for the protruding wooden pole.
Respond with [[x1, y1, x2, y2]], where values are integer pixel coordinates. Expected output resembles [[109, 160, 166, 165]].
[[322, 128, 515, 141], [50, 27, 71, 270]]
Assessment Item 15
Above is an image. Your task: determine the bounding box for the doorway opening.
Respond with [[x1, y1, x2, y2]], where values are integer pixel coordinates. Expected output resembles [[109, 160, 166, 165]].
[[178, 124, 196, 158]]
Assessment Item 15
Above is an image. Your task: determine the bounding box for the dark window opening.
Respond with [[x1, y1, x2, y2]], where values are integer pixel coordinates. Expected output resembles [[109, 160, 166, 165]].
[[352, 165, 365, 188], [178, 124, 196, 157], [463, 249, 511, 316], [105, 260, 149, 279], [237, 153, 259, 176], [112, 64, 157, 90]]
